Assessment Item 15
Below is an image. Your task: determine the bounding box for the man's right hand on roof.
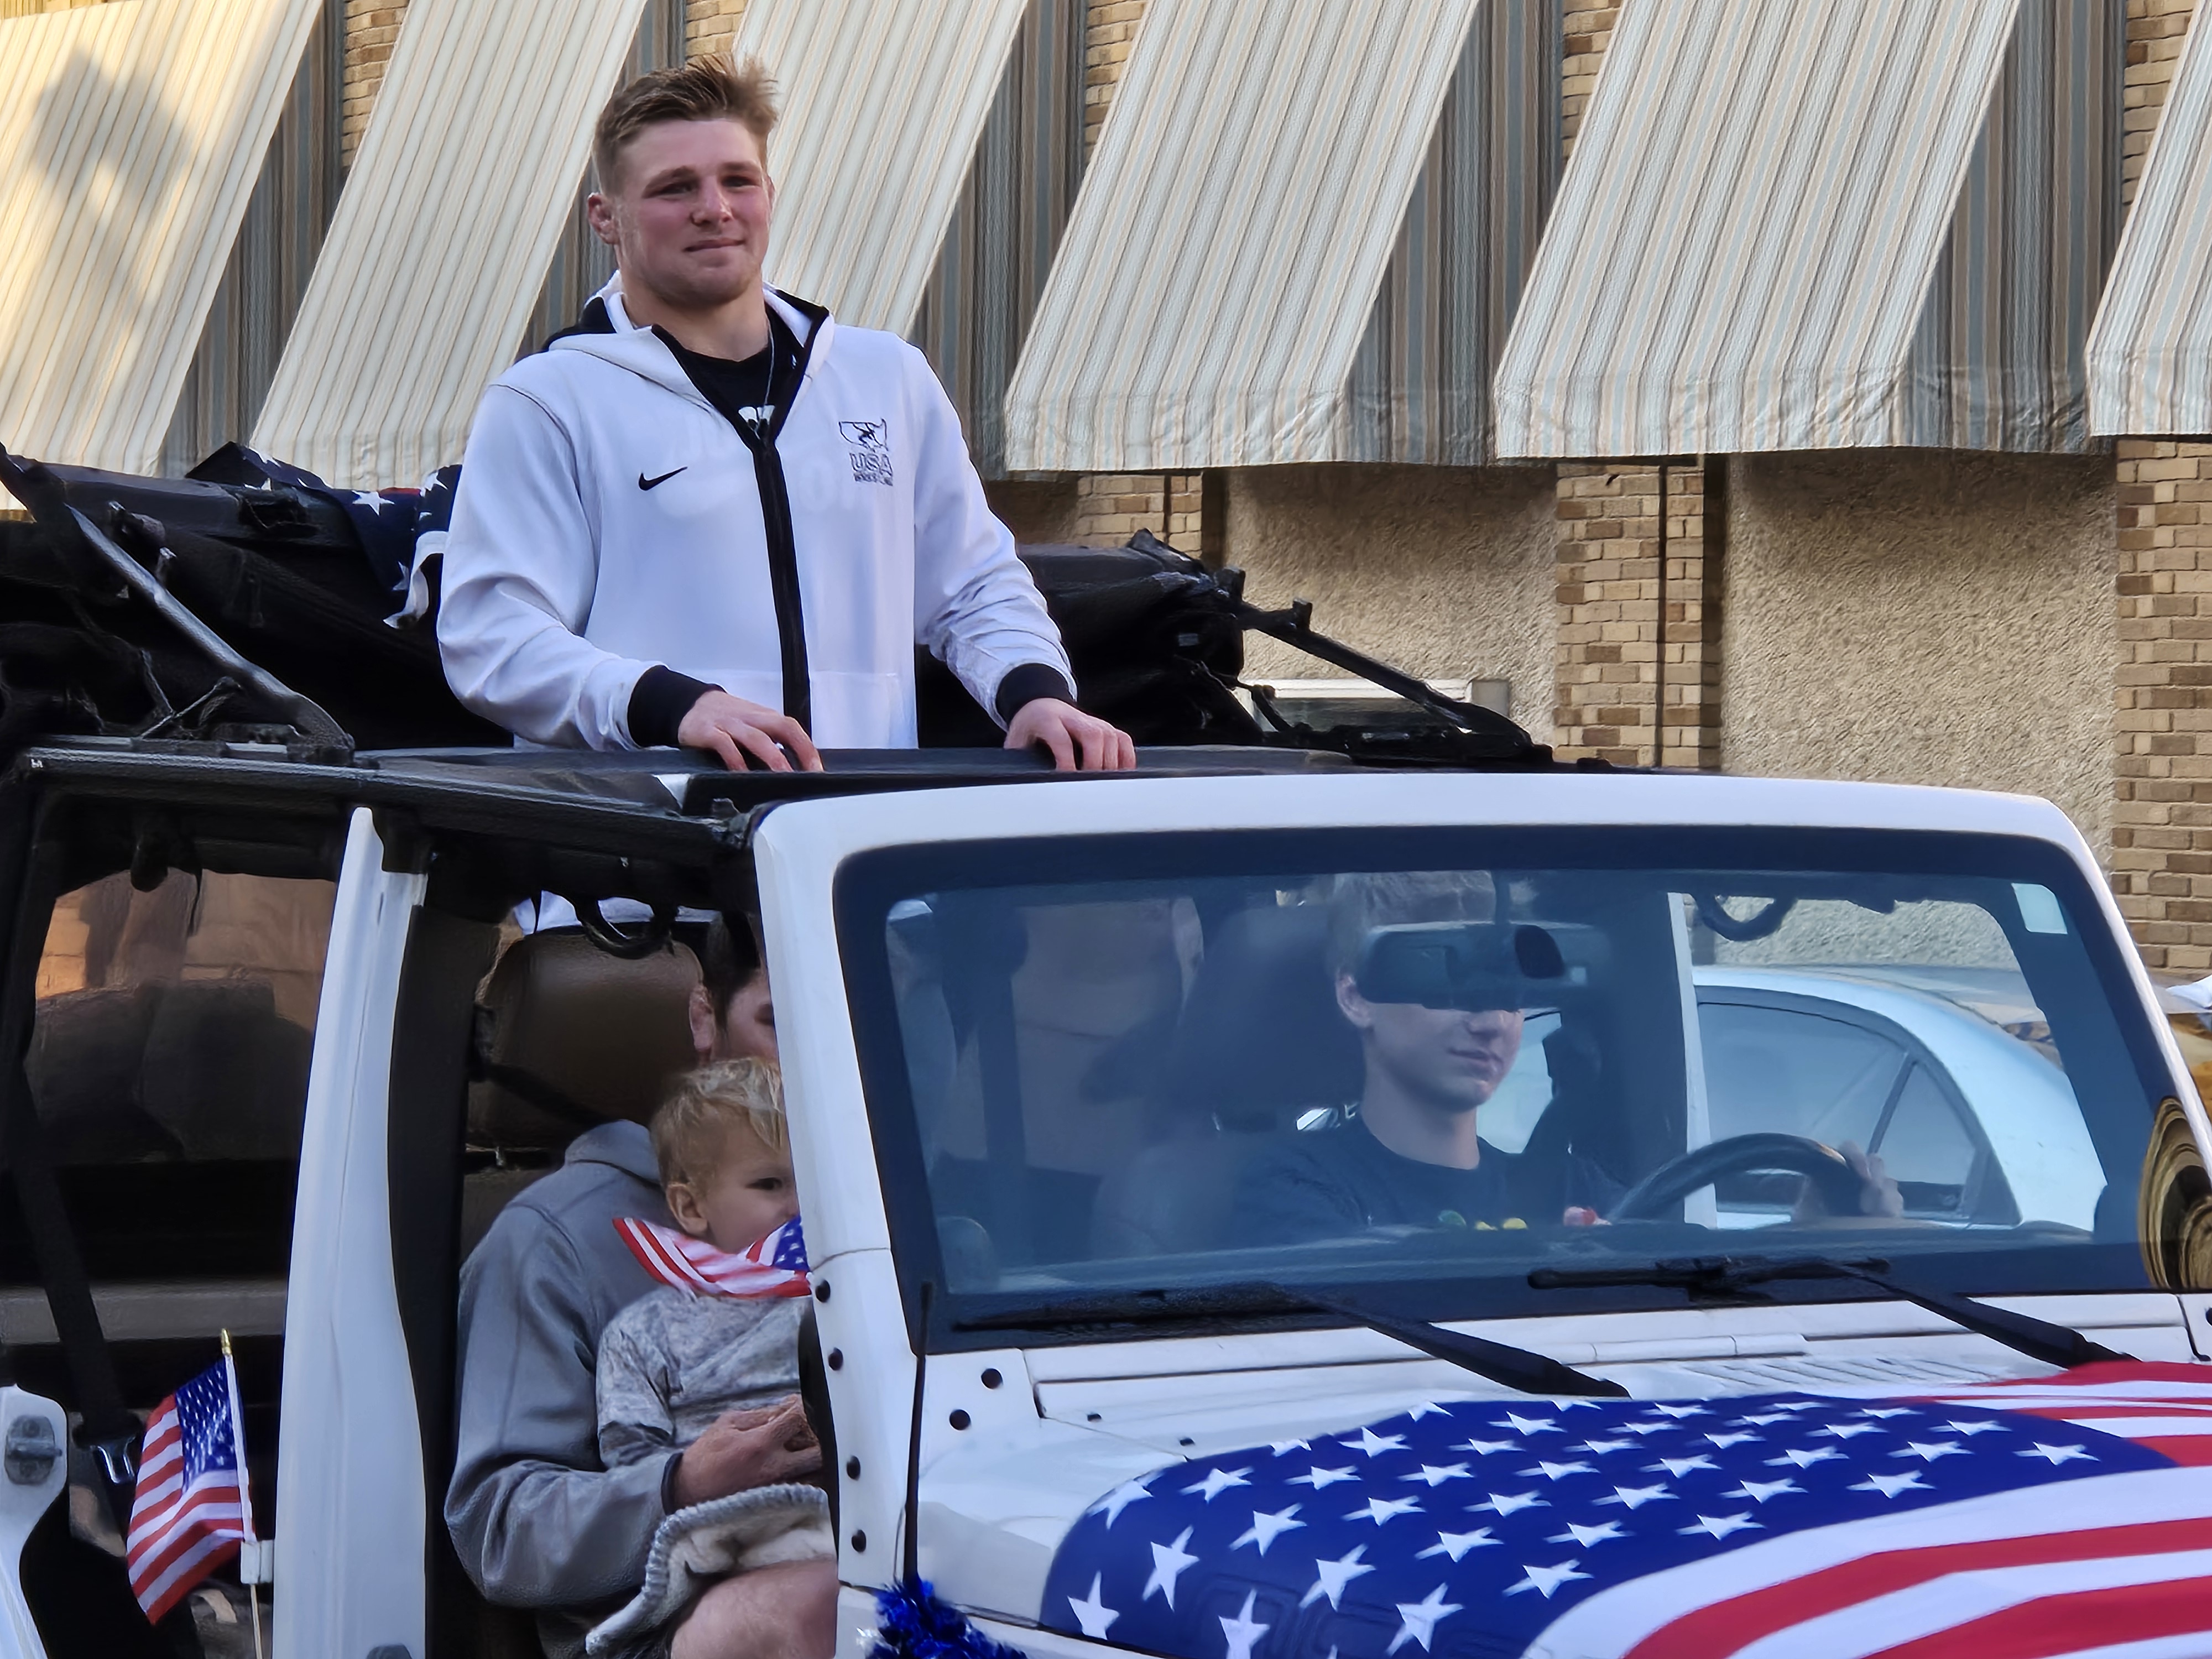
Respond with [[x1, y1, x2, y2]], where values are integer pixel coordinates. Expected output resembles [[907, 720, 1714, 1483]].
[[677, 689, 825, 773]]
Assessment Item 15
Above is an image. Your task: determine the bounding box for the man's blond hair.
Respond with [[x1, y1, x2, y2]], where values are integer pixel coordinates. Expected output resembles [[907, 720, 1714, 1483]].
[[651, 1057, 787, 1190], [1327, 871, 1498, 976], [593, 53, 779, 192]]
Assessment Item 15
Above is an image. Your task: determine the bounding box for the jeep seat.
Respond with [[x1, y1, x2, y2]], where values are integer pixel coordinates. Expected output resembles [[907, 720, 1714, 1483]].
[[460, 930, 701, 1258], [1090, 904, 1360, 1257]]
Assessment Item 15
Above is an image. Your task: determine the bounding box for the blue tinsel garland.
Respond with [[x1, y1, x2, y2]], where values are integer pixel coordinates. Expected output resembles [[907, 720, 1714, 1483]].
[[869, 1579, 1030, 1659]]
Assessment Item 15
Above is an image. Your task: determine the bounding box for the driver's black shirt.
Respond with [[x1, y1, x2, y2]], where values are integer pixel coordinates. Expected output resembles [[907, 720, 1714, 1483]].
[[1232, 1116, 1608, 1246]]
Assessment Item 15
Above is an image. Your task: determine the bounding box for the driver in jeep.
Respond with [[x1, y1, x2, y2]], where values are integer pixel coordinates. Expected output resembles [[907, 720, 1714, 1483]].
[[1233, 872, 1898, 1243]]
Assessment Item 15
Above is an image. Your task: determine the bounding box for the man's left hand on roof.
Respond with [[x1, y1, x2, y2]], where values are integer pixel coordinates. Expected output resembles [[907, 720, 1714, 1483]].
[[1006, 695, 1138, 771]]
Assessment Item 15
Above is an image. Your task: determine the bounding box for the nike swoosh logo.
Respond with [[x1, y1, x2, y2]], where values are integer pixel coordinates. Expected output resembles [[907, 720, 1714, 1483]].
[[639, 467, 686, 490]]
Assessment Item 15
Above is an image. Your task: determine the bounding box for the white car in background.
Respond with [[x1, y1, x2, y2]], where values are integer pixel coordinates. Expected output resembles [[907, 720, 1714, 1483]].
[[1475, 962, 2099, 1233], [1692, 966, 2101, 1232]]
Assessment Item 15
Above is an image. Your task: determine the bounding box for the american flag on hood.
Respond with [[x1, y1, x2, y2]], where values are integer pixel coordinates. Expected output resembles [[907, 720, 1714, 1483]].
[[1040, 1361, 2212, 1659], [126, 1357, 254, 1622], [615, 1214, 811, 1299]]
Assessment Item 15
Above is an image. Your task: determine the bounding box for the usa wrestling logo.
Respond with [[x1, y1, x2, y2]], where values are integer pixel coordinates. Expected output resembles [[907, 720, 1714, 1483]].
[[839, 419, 893, 487]]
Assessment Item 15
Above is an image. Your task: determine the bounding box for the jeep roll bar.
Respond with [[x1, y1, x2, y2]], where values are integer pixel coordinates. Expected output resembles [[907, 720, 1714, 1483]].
[[0, 447, 352, 757]]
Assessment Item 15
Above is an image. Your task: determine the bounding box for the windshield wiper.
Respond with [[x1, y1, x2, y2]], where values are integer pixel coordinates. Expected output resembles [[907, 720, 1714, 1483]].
[[956, 1281, 1626, 1397], [1528, 1255, 2123, 1371]]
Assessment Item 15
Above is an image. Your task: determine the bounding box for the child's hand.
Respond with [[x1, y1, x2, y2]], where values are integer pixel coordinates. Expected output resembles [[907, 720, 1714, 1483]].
[[671, 1396, 821, 1509]]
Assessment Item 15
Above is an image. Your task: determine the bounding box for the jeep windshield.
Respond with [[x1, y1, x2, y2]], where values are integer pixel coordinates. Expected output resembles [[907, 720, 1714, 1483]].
[[836, 826, 2174, 1344]]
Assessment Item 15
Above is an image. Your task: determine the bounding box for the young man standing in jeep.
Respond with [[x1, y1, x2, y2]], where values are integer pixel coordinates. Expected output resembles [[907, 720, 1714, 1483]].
[[437, 56, 1133, 774]]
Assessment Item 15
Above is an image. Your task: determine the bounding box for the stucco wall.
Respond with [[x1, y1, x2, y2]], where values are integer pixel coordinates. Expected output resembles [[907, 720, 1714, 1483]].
[[1721, 451, 2117, 857], [1222, 463, 1559, 745]]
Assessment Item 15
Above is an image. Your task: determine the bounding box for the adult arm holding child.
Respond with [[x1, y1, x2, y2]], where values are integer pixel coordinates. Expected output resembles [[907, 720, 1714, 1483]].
[[669, 1398, 820, 1507]]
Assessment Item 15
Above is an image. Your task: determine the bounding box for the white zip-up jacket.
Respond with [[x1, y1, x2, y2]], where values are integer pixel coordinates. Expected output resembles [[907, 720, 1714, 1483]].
[[437, 280, 1072, 750]]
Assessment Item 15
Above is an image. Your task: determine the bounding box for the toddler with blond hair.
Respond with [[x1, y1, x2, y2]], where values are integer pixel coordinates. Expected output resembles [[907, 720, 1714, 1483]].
[[587, 1059, 831, 1657], [596, 1058, 811, 1467]]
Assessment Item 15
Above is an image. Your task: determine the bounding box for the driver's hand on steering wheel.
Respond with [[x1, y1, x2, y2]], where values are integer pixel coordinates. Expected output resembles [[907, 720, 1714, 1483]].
[[1791, 1140, 1903, 1223]]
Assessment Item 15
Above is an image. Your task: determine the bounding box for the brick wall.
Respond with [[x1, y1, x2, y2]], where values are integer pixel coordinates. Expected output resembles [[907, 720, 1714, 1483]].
[[1067, 473, 1200, 550], [1561, 2, 1616, 158], [1551, 463, 1718, 767], [1548, 7, 1719, 769], [1068, 5, 1199, 550], [2126, 0, 2198, 204], [2111, 2, 2206, 968], [341, 1, 406, 166], [2113, 442, 2212, 974], [1085, 1, 1145, 156], [342, 5, 742, 170], [687, 0, 743, 60]]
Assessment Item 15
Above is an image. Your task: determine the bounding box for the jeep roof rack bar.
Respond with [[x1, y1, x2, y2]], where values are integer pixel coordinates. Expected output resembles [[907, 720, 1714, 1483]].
[[1121, 529, 1533, 752], [0, 446, 352, 752]]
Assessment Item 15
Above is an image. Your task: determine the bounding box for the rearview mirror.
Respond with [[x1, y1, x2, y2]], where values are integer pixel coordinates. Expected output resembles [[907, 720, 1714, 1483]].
[[1354, 921, 1604, 1011]]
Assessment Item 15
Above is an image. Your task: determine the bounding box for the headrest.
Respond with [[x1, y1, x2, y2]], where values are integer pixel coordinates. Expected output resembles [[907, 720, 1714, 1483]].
[[140, 979, 312, 1159], [1159, 904, 1361, 1130], [28, 980, 313, 1162], [467, 931, 702, 1150]]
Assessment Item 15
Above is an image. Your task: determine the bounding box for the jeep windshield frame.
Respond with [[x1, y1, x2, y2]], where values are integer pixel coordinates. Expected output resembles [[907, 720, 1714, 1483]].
[[834, 824, 2178, 1353]]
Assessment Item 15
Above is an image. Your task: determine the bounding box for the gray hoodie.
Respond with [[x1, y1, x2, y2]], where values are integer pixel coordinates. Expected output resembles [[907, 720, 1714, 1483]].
[[445, 1121, 674, 1658]]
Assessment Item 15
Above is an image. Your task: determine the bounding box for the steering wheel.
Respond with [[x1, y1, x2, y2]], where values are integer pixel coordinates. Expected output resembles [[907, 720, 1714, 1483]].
[[1611, 1132, 1866, 1222]]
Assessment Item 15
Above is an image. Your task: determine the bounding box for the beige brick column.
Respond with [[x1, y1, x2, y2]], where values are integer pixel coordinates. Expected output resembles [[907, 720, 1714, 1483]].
[[1068, 473, 1200, 550], [1066, 5, 1207, 554], [1659, 462, 1721, 769], [687, 0, 744, 60], [2110, 2, 2203, 967], [1086, 1, 1145, 157], [1548, 6, 1717, 768], [1561, 2, 1616, 158], [2126, 1, 2198, 200], [2114, 444, 2212, 975], [1551, 462, 1720, 768], [341, 1, 408, 166]]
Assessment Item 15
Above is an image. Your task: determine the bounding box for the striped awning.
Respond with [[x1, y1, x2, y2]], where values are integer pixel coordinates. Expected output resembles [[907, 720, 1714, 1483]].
[[737, 0, 1032, 334], [252, 0, 650, 487], [2088, 5, 2212, 434], [1495, 0, 2120, 458], [1008, 0, 1514, 472], [908, 0, 1088, 478], [0, 0, 320, 475]]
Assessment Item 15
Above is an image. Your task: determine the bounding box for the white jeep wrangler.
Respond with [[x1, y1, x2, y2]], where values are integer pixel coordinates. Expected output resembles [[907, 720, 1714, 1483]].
[[1, 734, 2208, 1659]]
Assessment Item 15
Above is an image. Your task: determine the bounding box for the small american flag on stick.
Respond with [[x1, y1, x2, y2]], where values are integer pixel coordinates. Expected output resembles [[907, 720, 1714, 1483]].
[[126, 1338, 258, 1630], [616, 1214, 811, 1299]]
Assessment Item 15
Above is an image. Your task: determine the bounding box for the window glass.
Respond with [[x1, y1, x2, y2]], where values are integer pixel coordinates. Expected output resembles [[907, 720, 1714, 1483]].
[[12, 869, 335, 1283], [841, 827, 2163, 1333], [1696, 1000, 2003, 1222], [1697, 895, 2062, 1069], [1875, 1062, 1983, 1212], [1700, 1002, 1905, 1147]]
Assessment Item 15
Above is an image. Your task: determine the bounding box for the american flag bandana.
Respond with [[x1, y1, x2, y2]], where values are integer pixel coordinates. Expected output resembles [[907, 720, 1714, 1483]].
[[615, 1214, 811, 1299], [127, 1357, 253, 1623], [1040, 1361, 2212, 1659]]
